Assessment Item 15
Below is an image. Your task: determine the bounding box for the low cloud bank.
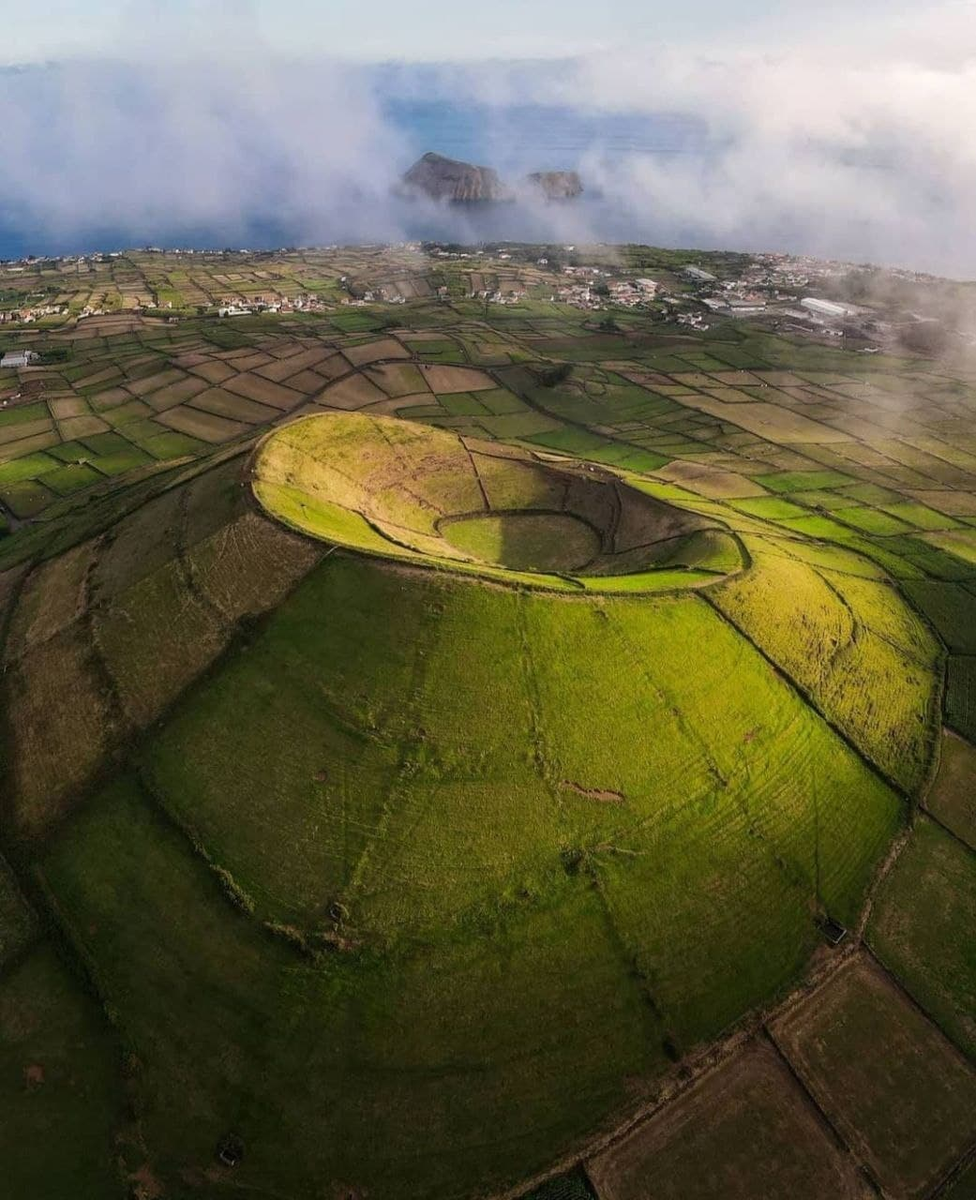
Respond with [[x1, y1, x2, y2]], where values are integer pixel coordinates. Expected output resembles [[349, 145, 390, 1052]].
[[2, 4, 975, 275]]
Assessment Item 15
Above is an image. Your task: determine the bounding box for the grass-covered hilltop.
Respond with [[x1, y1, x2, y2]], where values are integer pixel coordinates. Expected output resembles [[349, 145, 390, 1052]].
[[0, 242, 975, 1200]]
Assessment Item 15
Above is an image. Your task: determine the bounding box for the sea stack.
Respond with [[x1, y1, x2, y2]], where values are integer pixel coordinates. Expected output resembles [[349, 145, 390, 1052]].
[[400, 152, 514, 203], [525, 171, 584, 200]]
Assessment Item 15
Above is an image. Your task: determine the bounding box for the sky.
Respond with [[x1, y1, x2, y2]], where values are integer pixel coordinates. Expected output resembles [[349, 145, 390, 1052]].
[[0, 0, 941, 64], [1, 0, 976, 275]]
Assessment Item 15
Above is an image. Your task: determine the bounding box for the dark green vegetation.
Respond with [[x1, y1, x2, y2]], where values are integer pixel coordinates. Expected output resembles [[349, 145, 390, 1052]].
[[870, 817, 976, 1060], [0, 244, 972, 1199]]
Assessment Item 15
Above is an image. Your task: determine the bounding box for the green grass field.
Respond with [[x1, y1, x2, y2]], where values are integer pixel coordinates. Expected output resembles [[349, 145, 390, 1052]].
[[869, 816, 976, 1061]]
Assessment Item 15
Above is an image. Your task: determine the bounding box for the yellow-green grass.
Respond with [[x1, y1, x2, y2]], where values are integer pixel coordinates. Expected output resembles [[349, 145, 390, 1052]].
[[771, 957, 976, 1199], [442, 512, 601, 571], [710, 535, 941, 793], [251, 412, 741, 593], [146, 554, 898, 1053], [869, 816, 976, 1059]]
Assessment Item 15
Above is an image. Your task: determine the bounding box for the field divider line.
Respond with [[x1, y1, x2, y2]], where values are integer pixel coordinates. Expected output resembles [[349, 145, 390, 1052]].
[[461, 439, 492, 512], [338, 590, 443, 904], [932, 1135, 976, 1199], [585, 861, 673, 1054], [697, 591, 914, 805], [0, 559, 35, 855], [81, 535, 138, 741], [917, 804, 976, 859], [760, 1024, 886, 1199], [174, 486, 235, 629]]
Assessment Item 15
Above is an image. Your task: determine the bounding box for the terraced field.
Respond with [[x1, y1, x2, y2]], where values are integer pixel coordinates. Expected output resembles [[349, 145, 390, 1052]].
[[0, 244, 972, 1200]]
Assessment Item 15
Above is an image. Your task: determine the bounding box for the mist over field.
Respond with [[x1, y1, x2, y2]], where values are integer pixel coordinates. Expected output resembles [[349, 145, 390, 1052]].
[[1, 1, 975, 274]]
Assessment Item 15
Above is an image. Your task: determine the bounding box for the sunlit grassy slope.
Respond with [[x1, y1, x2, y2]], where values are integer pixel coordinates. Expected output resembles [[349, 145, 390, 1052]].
[[252, 411, 743, 591]]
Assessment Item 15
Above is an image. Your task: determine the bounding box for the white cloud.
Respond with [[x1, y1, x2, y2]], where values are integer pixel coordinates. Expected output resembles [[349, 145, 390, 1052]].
[[1, 2, 975, 275]]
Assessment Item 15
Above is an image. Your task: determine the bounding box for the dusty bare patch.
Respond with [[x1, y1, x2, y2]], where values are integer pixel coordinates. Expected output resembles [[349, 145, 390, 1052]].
[[128, 1164, 165, 1200], [561, 781, 625, 805], [23, 1063, 44, 1089]]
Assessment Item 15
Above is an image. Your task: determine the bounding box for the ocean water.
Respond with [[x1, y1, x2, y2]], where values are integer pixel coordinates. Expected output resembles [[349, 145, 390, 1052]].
[[0, 98, 712, 260], [383, 99, 709, 174]]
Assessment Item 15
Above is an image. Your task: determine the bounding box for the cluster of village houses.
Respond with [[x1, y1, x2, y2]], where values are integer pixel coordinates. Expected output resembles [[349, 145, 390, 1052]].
[[218, 294, 328, 317], [0, 304, 66, 324], [0, 243, 908, 350]]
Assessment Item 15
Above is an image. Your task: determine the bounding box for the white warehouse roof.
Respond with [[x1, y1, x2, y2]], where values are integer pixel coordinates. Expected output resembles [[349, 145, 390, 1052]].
[[0, 350, 38, 368], [801, 297, 854, 319]]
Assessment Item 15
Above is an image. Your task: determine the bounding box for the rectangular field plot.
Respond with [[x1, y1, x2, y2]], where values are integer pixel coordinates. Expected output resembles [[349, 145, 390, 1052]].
[[771, 956, 976, 1199], [902, 581, 976, 654], [587, 1040, 869, 1200], [926, 730, 976, 848], [187, 386, 280, 425], [869, 816, 976, 1060], [156, 404, 249, 443], [947, 656, 976, 743]]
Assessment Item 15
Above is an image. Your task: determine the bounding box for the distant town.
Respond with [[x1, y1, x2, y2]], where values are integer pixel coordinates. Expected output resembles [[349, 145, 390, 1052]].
[[0, 241, 969, 361]]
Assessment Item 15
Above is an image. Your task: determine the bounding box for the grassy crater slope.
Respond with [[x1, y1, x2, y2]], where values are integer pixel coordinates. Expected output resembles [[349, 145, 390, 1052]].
[[251, 411, 743, 591], [0, 412, 941, 1200], [38, 545, 913, 1198]]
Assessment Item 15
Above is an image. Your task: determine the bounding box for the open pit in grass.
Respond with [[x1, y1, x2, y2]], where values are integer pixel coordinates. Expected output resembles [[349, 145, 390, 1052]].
[[251, 411, 743, 591]]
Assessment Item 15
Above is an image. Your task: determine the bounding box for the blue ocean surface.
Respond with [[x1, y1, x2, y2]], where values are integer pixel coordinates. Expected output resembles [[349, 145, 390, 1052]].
[[383, 98, 709, 173], [0, 96, 712, 259]]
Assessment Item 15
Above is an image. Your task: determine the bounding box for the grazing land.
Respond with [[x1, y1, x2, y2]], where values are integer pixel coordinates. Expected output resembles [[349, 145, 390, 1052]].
[[0, 242, 973, 1199]]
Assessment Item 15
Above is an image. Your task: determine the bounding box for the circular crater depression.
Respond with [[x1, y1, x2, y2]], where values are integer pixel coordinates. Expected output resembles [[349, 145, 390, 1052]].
[[252, 411, 743, 591]]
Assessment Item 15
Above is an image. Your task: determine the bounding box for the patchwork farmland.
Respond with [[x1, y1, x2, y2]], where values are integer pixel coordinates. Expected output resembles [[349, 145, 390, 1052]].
[[0, 243, 975, 1199]]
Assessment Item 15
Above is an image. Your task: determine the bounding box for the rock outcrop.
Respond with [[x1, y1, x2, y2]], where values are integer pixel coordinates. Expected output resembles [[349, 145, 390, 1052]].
[[400, 152, 514, 203], [400, 153, 584, 205], [525, 170, 584, 200]]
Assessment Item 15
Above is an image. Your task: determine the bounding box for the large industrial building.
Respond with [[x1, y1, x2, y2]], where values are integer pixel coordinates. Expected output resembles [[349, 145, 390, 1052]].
[[801, 297, 857, 320]]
